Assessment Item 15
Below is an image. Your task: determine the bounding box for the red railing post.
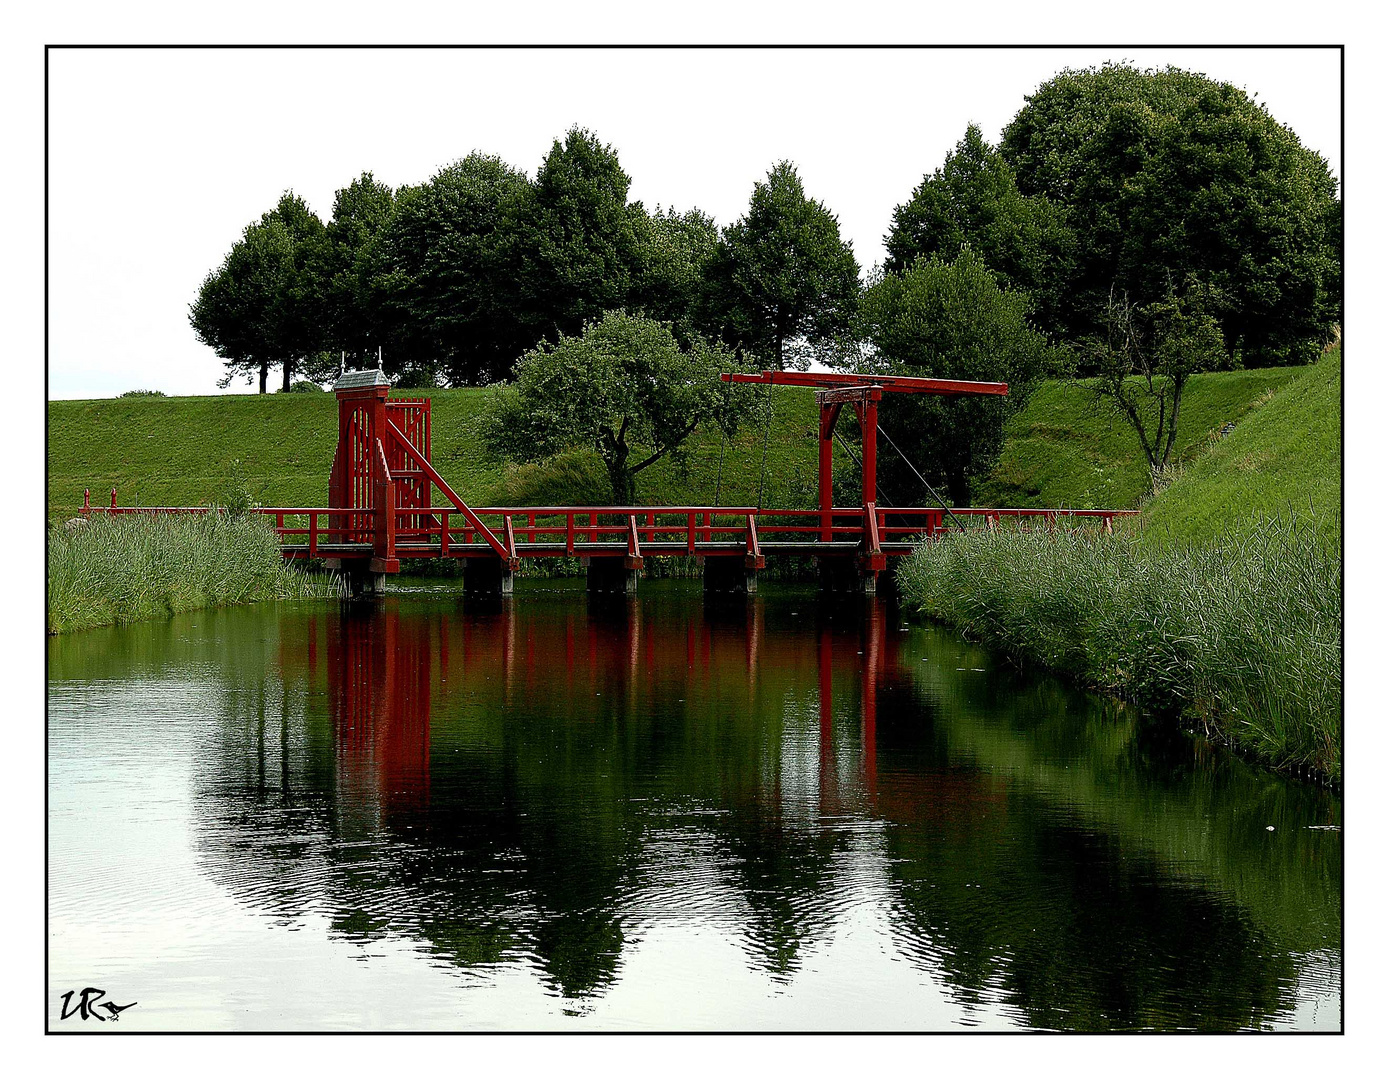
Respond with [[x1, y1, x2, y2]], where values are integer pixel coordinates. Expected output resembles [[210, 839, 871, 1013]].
[[111, 487, 117, 510], [309, 512, 318, 558]]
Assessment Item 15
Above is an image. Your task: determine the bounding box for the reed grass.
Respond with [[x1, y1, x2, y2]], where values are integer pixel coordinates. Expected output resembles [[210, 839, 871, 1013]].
[[47, 512, 342, 634], [896, 514, 1342, 779]]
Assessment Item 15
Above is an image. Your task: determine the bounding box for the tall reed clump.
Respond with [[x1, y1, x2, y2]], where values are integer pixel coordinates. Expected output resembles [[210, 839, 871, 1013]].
[[48, 512, 342, 634], [896, 514, 1342, 779]]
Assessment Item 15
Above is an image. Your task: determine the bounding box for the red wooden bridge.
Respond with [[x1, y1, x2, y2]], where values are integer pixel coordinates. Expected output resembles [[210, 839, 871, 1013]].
[[84, 367, 1134, 595]]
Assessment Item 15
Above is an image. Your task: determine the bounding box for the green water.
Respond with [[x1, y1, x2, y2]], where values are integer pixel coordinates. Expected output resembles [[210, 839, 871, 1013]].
[[47, 579, 1341, 1030]]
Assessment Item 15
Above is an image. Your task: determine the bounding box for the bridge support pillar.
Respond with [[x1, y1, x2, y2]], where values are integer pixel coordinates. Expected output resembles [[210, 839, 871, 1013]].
[[703, 557, 757, 596], [343, 564, 388, 598], [586, 558, 638, 596], [818, 557, 878, 596], [464, 557, 514, 597]]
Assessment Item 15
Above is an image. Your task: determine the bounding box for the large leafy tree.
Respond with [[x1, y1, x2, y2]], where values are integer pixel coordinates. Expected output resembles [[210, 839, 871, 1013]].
[[629, 205, 720, 344], [483, 312, 758, 504], [703, 162, 861, 370], [364, 154, 532, 386], [884, 124, 1073, 332], [859, 250, 1053, 506], [319, 172, 396, 370], [510, 128, 648, 345], [1001, 63, 1341, 366], [190, 192, 329, 393]]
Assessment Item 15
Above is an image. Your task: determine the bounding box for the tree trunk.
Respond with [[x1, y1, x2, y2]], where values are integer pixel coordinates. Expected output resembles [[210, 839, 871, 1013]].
[[259, 361, 268, 394], [604, 438, 634, 504], [282, 360, 293, 393]]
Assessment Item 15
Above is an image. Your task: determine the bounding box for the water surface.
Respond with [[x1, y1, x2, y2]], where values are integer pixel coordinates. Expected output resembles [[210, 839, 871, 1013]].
[[48, 580, 1342, 1030]]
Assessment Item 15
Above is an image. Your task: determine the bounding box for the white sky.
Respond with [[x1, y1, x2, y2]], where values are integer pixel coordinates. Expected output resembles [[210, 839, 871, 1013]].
[[46, 45, 1341, 399]]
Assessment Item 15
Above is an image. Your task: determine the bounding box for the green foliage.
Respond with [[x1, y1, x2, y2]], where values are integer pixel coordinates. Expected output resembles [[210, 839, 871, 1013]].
[[279, 379, 326, 394], [319, 172, 397, 366], [120, 389, 165, 398], [1001, 63, 1341, 366], [190, 191, 329, 393], [365, 154, 532, 385], [897, 514, 1341, 779], [630, 206, 720, 343], [511, 128, 649, 344], [884, 124, 1073, 328], [484, 312, 761, 503], [702, 161, 860, 370], [47, 513, 339, 634], [860, 249, 1053, 504]]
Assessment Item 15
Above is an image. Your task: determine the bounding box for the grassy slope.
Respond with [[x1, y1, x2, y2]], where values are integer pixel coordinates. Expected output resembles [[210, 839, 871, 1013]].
[[48, 366, 1302, 523], [975, 366, 1299, 510], [1138, 353, 1341, 545], [47, 388, 822, 521]]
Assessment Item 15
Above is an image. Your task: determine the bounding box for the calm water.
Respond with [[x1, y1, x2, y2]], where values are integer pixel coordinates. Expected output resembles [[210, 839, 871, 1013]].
[[47, 580, 1342, 1031]]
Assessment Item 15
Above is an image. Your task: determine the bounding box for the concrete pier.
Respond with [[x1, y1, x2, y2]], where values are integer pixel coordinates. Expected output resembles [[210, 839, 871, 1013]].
[[586, 558, 639, 596], [817, 557, 879, 596], [703, 557, 758, 596], [464, 557, 515, 597]]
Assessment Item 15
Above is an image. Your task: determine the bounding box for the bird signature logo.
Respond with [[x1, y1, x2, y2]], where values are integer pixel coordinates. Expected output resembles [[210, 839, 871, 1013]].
[[58, 987, 138, 1022]]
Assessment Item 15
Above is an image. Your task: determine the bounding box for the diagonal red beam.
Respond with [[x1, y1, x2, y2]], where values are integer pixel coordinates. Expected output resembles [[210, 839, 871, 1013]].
[[384, 418, 509, 559], [721, 370, 1008, 396]]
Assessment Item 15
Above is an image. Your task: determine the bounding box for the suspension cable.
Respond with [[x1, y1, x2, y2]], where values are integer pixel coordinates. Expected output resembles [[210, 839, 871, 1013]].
[[832, 430, 897, 508], [756, 380, 773, 510], [876, 422, 966, 532]]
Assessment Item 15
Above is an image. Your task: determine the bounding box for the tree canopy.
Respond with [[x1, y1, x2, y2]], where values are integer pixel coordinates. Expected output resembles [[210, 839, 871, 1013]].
[[884, 124, 1072, 329], [859, 250, 1053, 505], [703, 162, 861, 371], [190, 192, 329, 393], [1000, 63, 1341, 365], [483, 312, 758, 504]]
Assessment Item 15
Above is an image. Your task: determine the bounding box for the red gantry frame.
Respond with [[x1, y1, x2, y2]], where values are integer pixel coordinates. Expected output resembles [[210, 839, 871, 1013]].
[[83, 367, 1134, 589]]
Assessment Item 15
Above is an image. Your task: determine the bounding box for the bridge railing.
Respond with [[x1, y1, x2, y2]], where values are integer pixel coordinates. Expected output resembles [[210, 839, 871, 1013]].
[[83, 498, 1138, 558]]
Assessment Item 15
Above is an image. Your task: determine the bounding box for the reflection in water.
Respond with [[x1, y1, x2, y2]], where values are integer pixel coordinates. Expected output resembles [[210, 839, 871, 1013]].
[[50, 584, 1342, 1030]]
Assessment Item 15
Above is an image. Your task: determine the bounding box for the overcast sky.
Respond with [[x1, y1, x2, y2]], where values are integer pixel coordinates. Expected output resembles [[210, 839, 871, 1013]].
[[46, 46, 1342, 400]]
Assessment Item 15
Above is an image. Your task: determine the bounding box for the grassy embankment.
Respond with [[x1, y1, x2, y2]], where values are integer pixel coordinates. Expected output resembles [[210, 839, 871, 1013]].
[[898, 353, 1342, 780], [47, 387, 823, 522], [48, 511, 341, 634]]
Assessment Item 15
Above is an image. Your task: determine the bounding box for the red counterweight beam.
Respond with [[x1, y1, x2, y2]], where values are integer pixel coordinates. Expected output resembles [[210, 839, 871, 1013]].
[[721, 370, 1008, 396]]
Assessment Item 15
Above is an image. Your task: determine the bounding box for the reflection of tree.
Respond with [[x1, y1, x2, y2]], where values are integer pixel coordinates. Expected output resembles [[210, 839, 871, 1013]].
[[182, 591, 1338, 1027]]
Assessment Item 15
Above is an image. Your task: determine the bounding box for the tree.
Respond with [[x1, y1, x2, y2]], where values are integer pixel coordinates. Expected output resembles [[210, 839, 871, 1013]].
[[859, 250, 1053, 506], [190, 192, 328, 393], [320, 172, 396, 368], [1001, 64, 1341, 366], [509, 128, 647, 345], [1076, 286, 1227, 480], [629, 206, 720, 345], [884, 124, 1073, 331], [703, 162, 860, 370], [483, 312, 759, 504], [364, 154, 532, 386]]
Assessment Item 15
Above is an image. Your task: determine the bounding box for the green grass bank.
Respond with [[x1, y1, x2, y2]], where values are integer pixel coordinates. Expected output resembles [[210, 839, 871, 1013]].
[[898, 354, 1343, 780], [48, 513, 340, 634], [47, 386, 823, 521]]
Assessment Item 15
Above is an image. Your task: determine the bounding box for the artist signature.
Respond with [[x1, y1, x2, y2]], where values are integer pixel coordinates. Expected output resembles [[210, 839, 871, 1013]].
[[57, 987, 138, 1022]]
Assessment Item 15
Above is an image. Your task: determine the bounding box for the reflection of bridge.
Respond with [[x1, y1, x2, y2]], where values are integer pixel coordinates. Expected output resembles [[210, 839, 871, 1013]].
[[290, 596, 904, 818], [85, 368, 1133, 597]]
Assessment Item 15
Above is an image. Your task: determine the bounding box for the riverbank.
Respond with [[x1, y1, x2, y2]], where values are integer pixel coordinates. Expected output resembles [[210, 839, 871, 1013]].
[[47, 512, 340, 634], [898, 354, 1342, 780]]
